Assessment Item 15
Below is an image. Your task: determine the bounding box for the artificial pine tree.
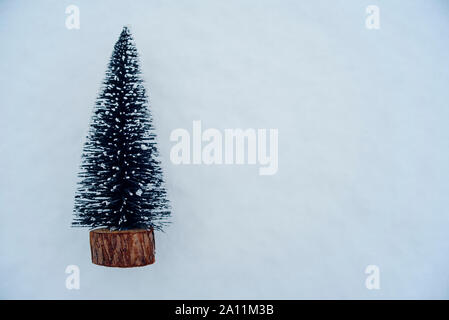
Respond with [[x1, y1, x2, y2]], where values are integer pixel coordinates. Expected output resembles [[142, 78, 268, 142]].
[[73, 26, 170, 267]]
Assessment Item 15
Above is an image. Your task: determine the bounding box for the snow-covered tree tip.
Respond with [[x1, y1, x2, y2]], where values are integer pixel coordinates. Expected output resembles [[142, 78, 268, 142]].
[[73, 26, 171, 231]]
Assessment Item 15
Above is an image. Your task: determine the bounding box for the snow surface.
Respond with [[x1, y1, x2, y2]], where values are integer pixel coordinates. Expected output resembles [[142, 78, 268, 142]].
[[1, 0, 449, 299]]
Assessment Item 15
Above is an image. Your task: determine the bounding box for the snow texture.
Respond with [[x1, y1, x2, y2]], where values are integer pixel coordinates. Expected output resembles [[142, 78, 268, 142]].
[[1, 0, 449, 299]]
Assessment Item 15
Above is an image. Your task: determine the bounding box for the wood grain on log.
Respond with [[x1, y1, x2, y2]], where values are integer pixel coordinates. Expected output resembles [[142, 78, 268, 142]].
[[89, 228, 155, 267]]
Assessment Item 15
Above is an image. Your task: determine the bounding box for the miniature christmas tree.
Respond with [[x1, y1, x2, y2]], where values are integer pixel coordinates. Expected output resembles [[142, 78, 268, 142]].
[[73, 26, 170, 267]]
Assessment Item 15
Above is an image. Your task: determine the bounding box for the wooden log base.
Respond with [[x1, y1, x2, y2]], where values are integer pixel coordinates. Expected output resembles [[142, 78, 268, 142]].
[[89, 228, 155, 268]]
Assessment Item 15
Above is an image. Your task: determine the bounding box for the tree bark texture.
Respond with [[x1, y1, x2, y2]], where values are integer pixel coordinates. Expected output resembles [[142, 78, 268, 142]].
[[89, 228, 155, 267]]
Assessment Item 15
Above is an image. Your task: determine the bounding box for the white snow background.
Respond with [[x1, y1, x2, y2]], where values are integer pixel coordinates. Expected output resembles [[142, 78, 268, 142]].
[[1, 0, 449, 299]]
